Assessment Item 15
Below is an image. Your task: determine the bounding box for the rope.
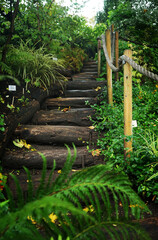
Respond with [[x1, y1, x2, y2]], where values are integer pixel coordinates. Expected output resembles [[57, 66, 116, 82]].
[[120, 55, 158, 81], [101, 34, 158, 81], [101, 34, 119, 72], [111, 32, 115, 63]]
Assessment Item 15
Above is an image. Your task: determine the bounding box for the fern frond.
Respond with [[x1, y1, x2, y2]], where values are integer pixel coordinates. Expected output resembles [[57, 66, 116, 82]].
[[54, 164, 150, 221], [50, 144, 77, 192], [35, 152, 47, 198], [72, 221, 150, 240], [9, 173, 24, 209], [23, 167, 33, 202], [0, 195, 94, 238], [2, 146, 151, 240]]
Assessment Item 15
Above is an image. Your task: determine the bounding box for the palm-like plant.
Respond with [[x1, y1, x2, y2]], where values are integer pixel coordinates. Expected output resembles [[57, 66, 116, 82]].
[[0, 145, 151, 240]]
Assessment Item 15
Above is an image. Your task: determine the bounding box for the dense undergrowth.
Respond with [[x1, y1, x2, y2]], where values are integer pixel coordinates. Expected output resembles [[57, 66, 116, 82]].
[[88, 77, 158, 203], [0, 146, 151, 240]]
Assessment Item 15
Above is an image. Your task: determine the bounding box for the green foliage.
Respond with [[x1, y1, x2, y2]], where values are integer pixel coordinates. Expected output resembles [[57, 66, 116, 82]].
[[96, 0, 158, 74], [0, 114, 5, 132], [0, 1, 107, 76], [0, 145, 151, 239], [89, 80, 158, 201], [60, 46, 88, 73], [5, 41, 67, 90], [97, 0, 158, 45]]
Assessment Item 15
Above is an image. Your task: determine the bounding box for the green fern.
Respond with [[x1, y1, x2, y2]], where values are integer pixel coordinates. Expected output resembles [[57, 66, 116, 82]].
[[0, 145, 151, 240]]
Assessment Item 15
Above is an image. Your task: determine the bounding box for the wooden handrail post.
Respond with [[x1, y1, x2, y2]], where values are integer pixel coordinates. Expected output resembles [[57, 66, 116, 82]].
[[124, 49, 132, 159], [106, 29, 113, 106], [111, 24, 114, 32], [115, 31, 119, 81], [97, 37, 101, 77]]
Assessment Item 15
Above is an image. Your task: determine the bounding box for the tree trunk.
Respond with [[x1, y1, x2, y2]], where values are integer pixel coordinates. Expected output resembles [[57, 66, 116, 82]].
[[1, 0, 20, 63]]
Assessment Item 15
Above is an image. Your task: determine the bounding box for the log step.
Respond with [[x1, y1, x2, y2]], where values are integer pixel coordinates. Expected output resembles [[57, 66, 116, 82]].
[[2, 145, 99, 169], [84, 62, 97, 66], [31, 108, 94, 126], [82, 69, 98, 72], [66, 80, 105, 90], [42, 97, 97, 109], [15, 125, 98, 146], [72, 76, 97, 81], [73, 72, 97, 77], [64, 90, 100, 97]]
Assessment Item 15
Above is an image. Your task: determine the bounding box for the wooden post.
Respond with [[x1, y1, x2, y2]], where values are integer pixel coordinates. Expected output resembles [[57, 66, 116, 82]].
[[111, 24, 114, 32], [106, 29, 113, 106], [124, 49, 132, 159], [115, 31, 119, 81], [97, 37, 101, 77]]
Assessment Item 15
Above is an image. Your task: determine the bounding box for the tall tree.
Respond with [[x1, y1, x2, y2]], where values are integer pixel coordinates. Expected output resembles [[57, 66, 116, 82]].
[[0, 0, 20, 62]]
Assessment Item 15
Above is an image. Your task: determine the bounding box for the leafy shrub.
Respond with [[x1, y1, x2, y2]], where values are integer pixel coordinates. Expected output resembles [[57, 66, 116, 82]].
[[89, 80, 158, 202], [5, 42, 67, 90], [0, 145, 151, 240], [59, 46, 88, 73]]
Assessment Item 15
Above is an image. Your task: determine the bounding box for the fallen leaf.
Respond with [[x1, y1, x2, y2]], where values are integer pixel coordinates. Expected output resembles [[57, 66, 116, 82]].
[[91, 149, 101, 156], [61, 108, 69, 112], [95, 86, 101, 91], [88, 126, 95, 129]]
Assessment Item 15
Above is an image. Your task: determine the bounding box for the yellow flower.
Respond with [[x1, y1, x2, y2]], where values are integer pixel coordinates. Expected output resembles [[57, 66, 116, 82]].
[[58, 170, 62, 174], [49, 213, 58, 223], [27, 216, 36, 225], [155, 84, 158, 88], [83, 205, 94, 213], [0, 173, 3, 179]]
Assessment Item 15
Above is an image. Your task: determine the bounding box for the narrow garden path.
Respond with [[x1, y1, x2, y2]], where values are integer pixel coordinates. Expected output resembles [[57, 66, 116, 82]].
[[2, 61, 105, 192]]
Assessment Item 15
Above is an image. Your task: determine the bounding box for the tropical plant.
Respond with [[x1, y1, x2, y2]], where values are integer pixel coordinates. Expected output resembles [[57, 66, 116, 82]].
[[5, 41, 67, 90], [0, 145, 151, 240]]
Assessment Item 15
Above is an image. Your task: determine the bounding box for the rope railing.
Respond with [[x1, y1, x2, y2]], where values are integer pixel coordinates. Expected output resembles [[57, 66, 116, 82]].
[[101, 34, 158, 81], [98, 28, 158, 160]]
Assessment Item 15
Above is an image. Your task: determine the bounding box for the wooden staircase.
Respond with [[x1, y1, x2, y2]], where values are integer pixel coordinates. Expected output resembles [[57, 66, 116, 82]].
[[2, 61, 105, 191]]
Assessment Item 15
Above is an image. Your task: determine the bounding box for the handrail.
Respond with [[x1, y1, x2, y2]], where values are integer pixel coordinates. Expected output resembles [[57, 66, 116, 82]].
[[101, 34, 158, 81], [97, 28, 158, 160]]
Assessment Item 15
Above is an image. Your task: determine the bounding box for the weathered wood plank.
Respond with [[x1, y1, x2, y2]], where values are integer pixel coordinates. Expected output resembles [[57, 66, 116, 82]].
[[66, 80, 105, 90], [64, 89, 100, 97], [15, 125, 98, 145], [2, 145, 99, 169], [31, 108, 94, 126], [42, 97, 97, 109], [0, 100, 40, 158]]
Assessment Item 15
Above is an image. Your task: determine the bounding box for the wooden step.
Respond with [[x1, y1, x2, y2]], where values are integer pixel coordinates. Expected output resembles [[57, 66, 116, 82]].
[[64, 90, 100, 97], [73, 72, 97, 77], [2, 145, 99, 169], [42, 97, 97, 109], [84, 61, 97, 66], [72, 76, 97, 81], [66, 80, 105, 90], [15, 125, 98, 146], [82, 69, 97, 72], [31, 108, 94, 126]]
